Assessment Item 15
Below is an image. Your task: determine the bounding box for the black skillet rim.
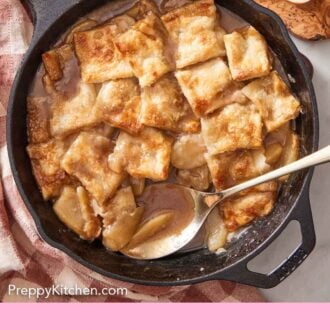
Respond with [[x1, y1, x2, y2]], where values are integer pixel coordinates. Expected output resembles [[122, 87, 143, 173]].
[[6, 0, 319, 286]]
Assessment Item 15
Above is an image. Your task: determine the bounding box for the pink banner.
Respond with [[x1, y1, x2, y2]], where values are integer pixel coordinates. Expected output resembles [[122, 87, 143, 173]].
[[0, 303, 326, 329]]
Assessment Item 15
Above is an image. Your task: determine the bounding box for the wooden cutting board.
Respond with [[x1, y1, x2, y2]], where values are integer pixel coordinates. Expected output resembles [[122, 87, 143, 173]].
[[254, 0, 330, 40]]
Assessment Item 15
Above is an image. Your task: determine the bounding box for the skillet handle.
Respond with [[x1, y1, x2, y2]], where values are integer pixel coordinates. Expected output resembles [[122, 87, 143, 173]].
[[212, 189, 316, 288], [23, 0, 80, 41]]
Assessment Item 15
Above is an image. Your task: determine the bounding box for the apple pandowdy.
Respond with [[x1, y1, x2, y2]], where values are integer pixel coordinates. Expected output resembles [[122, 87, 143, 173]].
[[27, 0, 301, 255]]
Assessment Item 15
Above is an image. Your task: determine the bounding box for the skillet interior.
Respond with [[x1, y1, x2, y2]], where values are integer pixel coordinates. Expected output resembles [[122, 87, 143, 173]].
[[7, 0, 318, 286]]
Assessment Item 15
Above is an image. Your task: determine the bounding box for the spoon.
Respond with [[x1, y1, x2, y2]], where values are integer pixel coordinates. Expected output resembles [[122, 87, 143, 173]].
[[123, 145, 330, 260]]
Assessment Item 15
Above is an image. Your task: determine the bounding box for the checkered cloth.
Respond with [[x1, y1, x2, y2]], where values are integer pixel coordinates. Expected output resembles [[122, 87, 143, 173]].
[[0, 0, 265, 302]]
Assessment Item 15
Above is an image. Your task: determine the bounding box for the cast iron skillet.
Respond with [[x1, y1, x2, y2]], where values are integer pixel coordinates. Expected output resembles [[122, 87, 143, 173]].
[[7, 0, 319, 288]]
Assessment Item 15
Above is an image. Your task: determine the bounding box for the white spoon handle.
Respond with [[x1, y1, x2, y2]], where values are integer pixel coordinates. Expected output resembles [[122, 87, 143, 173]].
[[221, 146, 330, 200]]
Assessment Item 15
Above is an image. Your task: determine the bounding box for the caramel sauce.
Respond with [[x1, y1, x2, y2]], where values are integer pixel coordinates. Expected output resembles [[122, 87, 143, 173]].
[[54, 55, 81, 99], [137, 184, 195, 241], [30, 68, 48, 98]]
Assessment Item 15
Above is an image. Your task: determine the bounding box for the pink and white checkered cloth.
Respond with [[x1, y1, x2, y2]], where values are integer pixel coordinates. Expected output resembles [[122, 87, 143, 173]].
[[0, 0, 265, 302]]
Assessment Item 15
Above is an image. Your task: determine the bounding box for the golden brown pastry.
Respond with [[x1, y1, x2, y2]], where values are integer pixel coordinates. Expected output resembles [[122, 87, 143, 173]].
[[50, 83, 99, 137], [242, 71, 301, 132], [74, 16, 135, 83], [94, 78, 143, 134], [162, 0, 226, 69], [116, 12, 174, 87], [61, 132, 125, 205], [175, 57, 233, 117], [108, 128, 173, 181], [141, 74, 200, 133], [201, 103, 263, 155], [27, 139, 74, 200], [224, 26, 272, 81], [27, 97, 51, 144], [222, 191, 277, 232], [205, 148, 270, 191]]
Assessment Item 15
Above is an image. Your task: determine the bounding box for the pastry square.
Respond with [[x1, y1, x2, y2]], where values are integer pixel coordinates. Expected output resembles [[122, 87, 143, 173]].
[[205, 152, 237, 190], [205, 149, 271, 190], [61, 132, 125, 205], [228, 149, 271, 182], [27, 96, 51, 144], [175, 57, 233, 117], [161, 0, 226, 69], [94, 78, 143, 134], [50, 82, 99, 137], [201, 103, 263, 155], [54, 186, 101, 240], [27, 139, 74, 200], [108, 128, 173, 181], [242, 71, 301, 132], [74, 17, 135, 83], [224, 26, 272, 81], [115, 12, 174, 87], [221, 191, 276, 232], [42, 44, 73, 81], [141, 74, 200, 133]]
